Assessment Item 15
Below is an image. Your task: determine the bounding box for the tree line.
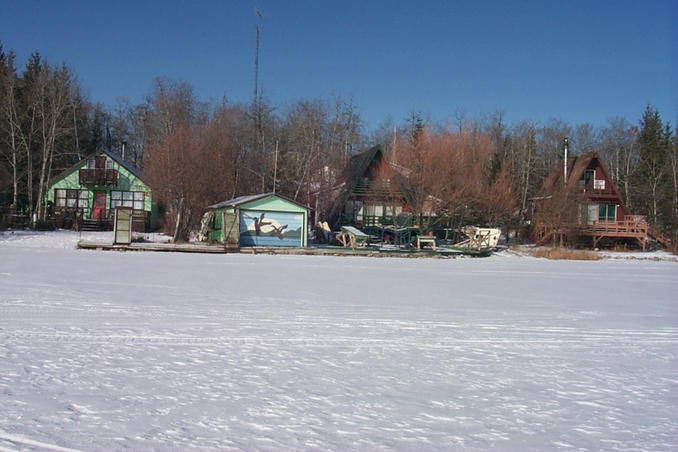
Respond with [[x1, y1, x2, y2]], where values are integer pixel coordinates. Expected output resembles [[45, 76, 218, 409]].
[[1, 43, 676, 243]]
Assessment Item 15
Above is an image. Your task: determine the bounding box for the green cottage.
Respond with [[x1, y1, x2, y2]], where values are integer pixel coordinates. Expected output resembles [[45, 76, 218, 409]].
[[205, 193, 309, 248], [47, 149, 158, 231]]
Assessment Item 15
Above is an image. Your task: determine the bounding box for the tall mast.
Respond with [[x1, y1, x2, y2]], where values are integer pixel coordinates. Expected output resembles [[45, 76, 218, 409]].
[[253, 8, 262, 109]]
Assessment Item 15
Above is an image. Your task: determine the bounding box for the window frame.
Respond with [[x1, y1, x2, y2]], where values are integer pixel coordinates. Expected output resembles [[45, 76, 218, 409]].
[[583, 169, 594, 186], [598, 204, 616, 222], [54, 189, 89, 210], [111, 190, 145, 211]]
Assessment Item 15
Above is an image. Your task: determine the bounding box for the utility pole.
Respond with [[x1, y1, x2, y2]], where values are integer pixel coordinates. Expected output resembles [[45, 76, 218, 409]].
[[273, 140, 279, 194], [392, 126, 398, 165], [563, 137, 569, 185], [253, 8, 262, 112]]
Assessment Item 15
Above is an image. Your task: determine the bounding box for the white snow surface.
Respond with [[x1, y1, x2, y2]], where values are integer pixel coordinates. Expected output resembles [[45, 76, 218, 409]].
[[1, 231, 677, 451]]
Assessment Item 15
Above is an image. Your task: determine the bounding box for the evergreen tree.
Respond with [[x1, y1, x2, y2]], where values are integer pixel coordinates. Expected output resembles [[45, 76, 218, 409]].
[[636, 104, 674, 230], [407, 111, 424, 145]]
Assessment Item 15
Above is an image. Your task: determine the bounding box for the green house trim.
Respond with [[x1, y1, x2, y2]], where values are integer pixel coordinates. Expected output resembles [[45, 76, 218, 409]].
[[47, 149, 157, 230]]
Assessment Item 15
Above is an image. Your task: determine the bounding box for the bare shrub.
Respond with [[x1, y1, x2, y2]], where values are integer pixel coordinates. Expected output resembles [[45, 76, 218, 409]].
[[524, 247, 602, 260]]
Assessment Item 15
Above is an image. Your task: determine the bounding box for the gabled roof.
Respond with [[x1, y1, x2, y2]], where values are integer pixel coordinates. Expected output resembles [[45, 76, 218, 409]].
[[542, 152, 609, 190], [540, 151, 628, 212], [345, 145, 383, 184], [207, 192, 310, 211], [326, 144, 423, 227], [48, 148, 149, 188], [339, 145, 414, 204], [105, 149, 146, 181]]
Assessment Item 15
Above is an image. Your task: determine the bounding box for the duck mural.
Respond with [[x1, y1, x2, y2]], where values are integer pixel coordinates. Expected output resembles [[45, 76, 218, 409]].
[[240, 211, 303, 246]]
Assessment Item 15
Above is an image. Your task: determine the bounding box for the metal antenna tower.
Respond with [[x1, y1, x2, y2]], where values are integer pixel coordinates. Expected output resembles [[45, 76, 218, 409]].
[[253, 8, 262, 109]]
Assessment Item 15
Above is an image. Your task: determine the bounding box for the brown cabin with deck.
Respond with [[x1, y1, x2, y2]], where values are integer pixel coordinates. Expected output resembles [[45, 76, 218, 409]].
[[534, 152, 666, 249]]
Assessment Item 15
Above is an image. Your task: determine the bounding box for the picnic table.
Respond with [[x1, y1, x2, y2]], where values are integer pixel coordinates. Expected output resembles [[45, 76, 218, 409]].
[[337, 226, 371, 248]]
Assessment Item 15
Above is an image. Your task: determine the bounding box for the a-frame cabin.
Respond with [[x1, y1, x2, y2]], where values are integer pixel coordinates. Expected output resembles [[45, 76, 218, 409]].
[[534, 152, 663, 249], [328, 145, 415, 229]]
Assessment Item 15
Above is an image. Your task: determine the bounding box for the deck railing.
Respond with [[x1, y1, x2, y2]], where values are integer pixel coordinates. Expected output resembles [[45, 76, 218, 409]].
[[351, 180, 402, 197], [581, 216, 648, 237], [341, 213, 415, 228], [79, 169, 118, 186]]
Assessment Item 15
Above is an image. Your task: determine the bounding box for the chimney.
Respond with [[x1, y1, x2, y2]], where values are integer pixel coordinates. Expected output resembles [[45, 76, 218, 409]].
[[563, 137, 569, 185]]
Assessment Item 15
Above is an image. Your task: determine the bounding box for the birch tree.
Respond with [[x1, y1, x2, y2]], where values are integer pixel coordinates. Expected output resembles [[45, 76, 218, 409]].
[[33, 62, 75, 220], [0, 45, 21, 211], [599, 117, 638, 205]]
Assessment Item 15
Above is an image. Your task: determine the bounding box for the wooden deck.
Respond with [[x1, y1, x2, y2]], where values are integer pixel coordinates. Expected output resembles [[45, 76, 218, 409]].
[[533, 215, 669, 250], [579, 216, 648, 250]]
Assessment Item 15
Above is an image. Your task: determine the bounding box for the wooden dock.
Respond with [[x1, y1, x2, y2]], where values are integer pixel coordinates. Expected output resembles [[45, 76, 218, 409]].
[[76, 241, 488, 258], [77, 241, 232, 254]]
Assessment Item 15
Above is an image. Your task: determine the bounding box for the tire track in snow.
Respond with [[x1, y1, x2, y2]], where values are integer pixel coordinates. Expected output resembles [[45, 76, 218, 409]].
[[2, 326, 676, 346], [0, 431, 81, 452]]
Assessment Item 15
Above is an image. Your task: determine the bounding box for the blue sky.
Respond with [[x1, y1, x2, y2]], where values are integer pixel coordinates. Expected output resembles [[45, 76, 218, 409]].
[[2, 0, 676, 130]]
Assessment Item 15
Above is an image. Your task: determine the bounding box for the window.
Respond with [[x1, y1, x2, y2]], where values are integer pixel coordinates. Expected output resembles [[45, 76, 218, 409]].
[[54, 189, 88, 209], [55, 189, 66, 207], [356, 204, 364, 221], [105, 160, 114, 170], [345, 200, 362, 221], [133, 191, 144, 210], [111, 190, 145, 210], [583, 169, 594, 186], [587, 204, 597, 225], [598, 204, 616, 222], [110, 191, 121, 209], [87, 159, 96, 169], [79, 191, 89, 208]]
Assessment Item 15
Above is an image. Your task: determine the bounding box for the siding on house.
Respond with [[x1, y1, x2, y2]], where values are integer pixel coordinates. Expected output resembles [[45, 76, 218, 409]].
[[47, 150, 158, 230]]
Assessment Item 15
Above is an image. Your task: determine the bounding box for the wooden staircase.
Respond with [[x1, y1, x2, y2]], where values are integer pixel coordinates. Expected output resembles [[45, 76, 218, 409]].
[[647, 227, 671, 248], [534, 224, 556, 246], [581, 216, 646, 250], [80, 219, 104, 231], [533, 215, 666, 250]]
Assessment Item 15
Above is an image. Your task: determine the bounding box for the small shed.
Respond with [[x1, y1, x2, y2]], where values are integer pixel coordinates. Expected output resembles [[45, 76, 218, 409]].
[[206, 193, 309, 247]]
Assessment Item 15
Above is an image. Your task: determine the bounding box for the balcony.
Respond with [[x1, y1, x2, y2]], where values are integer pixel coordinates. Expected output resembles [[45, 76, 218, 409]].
[[351, 179, 402, 198], [79, 168, 118, 186]]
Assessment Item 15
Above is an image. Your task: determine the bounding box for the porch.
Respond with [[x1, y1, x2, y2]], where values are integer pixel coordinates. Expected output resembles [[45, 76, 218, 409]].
[[53, 207, 147, 232], [580, 215, 648, 250]]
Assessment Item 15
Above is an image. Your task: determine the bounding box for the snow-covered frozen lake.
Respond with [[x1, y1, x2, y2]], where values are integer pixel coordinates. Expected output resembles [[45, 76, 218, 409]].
[[1, 231, 677, 451]]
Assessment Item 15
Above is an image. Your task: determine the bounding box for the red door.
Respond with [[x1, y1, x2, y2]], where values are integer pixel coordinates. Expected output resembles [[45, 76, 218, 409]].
[[93, 191, 106, 220]]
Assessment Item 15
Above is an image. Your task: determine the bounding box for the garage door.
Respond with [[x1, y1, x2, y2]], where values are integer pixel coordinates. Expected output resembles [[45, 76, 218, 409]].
[[239, 210, 303, 247]]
